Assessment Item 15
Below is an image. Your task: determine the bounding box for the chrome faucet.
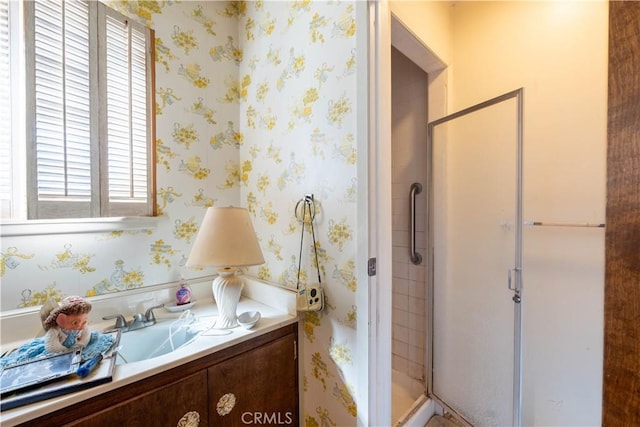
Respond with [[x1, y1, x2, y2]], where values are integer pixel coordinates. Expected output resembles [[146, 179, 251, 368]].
[[103, 314, 127, 330], [144, 304, 164, 324], [103, 304, 164, 332]]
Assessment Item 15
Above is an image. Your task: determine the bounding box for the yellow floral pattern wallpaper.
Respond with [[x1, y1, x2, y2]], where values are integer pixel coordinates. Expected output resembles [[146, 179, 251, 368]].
[[239, 2, 361, 424], [0, 1, 362, 425]]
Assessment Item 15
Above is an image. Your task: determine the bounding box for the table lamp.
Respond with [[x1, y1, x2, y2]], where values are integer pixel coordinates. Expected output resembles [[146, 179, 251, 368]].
[[186, 207, 265, 328]]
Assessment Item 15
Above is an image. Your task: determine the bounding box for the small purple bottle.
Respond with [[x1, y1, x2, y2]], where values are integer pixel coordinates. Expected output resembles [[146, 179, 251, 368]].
[[176, 278, 191, 305]]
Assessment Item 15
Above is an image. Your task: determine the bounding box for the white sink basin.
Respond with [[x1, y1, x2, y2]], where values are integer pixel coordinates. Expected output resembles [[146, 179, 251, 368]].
[[114, 315, 204, 364]]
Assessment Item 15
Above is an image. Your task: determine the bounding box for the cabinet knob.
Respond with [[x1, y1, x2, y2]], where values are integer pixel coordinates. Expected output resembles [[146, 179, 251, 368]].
[[216, 392, 237, 416], [177, 411, 200, 427]]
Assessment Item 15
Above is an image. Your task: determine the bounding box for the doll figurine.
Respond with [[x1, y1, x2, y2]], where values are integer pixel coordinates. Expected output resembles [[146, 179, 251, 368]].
[[0, 295, 114, 368], [40, 296, 93, 354]]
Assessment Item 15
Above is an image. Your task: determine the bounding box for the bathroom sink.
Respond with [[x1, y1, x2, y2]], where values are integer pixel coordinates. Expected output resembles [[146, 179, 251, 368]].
[[114, 315, 203, 364]]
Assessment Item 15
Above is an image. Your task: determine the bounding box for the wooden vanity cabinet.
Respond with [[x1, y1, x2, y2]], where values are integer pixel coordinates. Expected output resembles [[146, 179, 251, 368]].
[[17, 323, 298, 427], [209, 332, 298, 426]]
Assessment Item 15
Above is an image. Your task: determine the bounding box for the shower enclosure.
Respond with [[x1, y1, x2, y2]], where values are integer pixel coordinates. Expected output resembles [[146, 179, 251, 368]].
[[390, 32, 524, 426], [426, 89, 524, 426], [390, 46, 430, 424]]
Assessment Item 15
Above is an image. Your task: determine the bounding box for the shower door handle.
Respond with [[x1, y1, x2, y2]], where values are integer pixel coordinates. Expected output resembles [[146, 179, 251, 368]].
[[508, 268, 522, 303], [410, 183, 423, 265]]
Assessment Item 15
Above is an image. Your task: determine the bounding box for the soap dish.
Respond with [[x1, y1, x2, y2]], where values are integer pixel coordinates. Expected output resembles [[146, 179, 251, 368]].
[[165, 301, 196, 312], [237, 311, 261, 329]]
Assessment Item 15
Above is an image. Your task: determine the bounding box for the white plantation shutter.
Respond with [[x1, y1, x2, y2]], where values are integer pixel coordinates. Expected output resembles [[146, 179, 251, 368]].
[[101, 7, 153, 215], [20, 0, 154, 220], [0, 0, 11, 217], [28, 0, 92, 218]]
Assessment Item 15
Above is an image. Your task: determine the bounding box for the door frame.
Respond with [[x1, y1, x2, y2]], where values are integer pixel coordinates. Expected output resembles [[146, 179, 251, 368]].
[[366, 1, 392, 425], [367, 1, 448, 425]]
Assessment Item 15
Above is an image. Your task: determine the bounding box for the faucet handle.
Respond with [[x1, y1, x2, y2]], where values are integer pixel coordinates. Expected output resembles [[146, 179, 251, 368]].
[[103, 314, 127, 329], [144, 304, 165, 323]]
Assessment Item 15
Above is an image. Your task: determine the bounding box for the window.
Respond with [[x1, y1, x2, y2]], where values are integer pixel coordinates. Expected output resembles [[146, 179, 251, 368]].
[[0, 0, 155, 221], [0, 0, 12, 219]]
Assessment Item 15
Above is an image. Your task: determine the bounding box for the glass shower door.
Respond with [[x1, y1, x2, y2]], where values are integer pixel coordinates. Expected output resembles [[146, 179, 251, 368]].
[[427, 89, 523, 426]]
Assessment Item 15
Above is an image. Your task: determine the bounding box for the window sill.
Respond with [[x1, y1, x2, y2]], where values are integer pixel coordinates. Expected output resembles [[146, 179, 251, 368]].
[[0, 216, 166, 237]]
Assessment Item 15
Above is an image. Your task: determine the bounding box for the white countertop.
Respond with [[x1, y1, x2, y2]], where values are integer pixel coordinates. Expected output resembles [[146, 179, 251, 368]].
[[0, 277, 298, 426]]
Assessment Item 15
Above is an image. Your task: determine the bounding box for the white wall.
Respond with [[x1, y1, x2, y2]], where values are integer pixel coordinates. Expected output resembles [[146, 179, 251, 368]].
[[450, 2, 606, 425], [391, 1, 453, 66]]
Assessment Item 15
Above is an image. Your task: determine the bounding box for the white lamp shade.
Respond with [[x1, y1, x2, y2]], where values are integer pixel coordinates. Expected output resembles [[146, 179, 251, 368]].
[[186, 207, 265, 268]]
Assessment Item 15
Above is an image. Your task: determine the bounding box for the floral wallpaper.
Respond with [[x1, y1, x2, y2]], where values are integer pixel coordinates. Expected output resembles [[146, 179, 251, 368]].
[[239, 2, 360, 425], [1, 1, 362, 425]]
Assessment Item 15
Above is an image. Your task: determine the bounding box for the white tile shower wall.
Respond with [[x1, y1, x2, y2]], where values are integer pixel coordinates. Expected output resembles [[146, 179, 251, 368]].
[[391, 47, 429, 383]]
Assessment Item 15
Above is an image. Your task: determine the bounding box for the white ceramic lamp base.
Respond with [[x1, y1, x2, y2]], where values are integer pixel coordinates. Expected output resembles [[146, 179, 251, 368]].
[[212, 269, 244, 329]]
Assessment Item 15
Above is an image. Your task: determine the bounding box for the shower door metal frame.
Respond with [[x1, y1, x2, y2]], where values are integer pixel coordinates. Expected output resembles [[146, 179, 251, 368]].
[[426, 88, 524, 427]]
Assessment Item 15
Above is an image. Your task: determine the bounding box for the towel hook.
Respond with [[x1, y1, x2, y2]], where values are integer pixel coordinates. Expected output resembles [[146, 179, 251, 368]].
[[295, 194, 316, 223]]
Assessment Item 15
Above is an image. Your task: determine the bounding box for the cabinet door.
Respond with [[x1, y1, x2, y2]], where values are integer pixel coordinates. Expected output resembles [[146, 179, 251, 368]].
[[67, 371, 208, 427], [208, 333, 298, 426]]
